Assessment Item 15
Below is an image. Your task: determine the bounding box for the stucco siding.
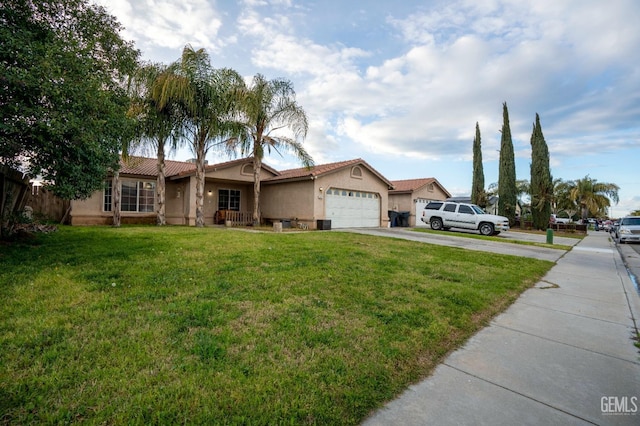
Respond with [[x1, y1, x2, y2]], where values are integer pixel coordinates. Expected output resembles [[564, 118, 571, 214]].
[[261, 180, 315, 226]]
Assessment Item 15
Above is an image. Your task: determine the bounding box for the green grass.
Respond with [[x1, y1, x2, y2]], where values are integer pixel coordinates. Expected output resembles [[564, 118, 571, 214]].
[[0, 226, 553, 424]]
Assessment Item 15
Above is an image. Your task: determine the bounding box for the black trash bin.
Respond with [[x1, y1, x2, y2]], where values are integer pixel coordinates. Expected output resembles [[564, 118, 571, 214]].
[[317, 219, 331, 230], [281, 219, 291, 229], [399, 211, 410, 227], [388, 210, 399, 227]]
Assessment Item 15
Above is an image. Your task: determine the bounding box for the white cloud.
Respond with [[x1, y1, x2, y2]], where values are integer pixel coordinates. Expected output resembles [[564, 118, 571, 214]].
[[92, 0, 640, 199], [94, 0, 226, 57]]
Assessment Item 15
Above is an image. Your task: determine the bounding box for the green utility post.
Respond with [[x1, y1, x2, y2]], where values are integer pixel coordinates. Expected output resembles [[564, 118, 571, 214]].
[[546, 228, 554, 245]]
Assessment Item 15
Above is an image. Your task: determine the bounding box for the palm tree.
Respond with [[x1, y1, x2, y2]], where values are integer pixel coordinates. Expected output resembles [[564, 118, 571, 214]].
[[156, 45, 244, 227], [569, 176, 619, 220], [227, 74, 313, 225], [551, 178, 577, 218], [127, 61, 182, 225]]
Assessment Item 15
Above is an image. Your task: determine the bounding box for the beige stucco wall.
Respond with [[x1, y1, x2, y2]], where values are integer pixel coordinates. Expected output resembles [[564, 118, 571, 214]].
[[204, 161, 276, 182], [165, 180, 187, 225], [261, 179, 315, 226], [414, 184, 449, 202]]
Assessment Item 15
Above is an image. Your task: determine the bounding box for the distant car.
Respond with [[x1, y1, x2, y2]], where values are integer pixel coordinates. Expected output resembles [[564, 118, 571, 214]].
[[616, 216, 640, 243], [550, 214, 570, 224], [610, 221, 620, 235], [420, 201, 510, 236]]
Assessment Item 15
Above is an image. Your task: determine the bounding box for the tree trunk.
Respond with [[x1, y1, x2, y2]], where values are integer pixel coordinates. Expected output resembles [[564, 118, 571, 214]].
[[156, 142, 166, 226], [252, 157, 262, 226], [112, 170, 121, 227], [195, 139, 206, 228], [60, 204, 71, 225]]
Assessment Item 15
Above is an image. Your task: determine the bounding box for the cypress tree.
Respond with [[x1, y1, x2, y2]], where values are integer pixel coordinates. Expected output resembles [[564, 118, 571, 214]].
[[498, 102, 517, 225], [471, 122, 487, 207], [530, 113, 552, 230]]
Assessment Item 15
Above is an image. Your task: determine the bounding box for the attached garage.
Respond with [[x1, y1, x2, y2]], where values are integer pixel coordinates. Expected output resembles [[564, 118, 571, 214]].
[[261, 158, 393, 229], [325, 189, 380, 228]]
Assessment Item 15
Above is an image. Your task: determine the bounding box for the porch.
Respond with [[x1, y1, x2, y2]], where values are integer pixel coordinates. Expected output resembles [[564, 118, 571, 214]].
[[215, 210, 254, 226]]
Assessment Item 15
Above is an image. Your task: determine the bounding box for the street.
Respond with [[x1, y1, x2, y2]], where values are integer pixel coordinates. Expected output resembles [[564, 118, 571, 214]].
[[617, 240, 640, 295]]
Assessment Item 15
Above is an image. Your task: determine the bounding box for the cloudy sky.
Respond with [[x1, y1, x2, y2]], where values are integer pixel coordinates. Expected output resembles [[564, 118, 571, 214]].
[[94, 0, 640, 216]]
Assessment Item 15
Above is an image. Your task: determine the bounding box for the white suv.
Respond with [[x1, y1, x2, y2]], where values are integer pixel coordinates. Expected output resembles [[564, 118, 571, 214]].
[[616, 216, 640, 243], [421, 201, 510, 236]]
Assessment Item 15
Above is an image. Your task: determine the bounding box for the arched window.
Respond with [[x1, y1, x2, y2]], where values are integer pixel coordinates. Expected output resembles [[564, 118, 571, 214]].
[[241, 163, 253, 176], [351, 166, 363, 179]]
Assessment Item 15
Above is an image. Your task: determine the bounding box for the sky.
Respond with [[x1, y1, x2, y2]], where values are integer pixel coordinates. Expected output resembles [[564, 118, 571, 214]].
[[94, 0, 640, 217]]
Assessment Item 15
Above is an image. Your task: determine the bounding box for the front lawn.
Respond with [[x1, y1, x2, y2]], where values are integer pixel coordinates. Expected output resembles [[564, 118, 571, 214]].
[[0, 226, 553, 424]]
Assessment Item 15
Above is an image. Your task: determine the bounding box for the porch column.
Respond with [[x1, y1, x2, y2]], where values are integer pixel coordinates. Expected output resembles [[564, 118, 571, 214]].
[[186, 175, 198, 226]]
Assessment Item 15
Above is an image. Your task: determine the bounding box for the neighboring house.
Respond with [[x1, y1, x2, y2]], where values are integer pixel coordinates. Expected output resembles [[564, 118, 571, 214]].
[[70, 156, 394, 229], [389, 178, 452, 227]]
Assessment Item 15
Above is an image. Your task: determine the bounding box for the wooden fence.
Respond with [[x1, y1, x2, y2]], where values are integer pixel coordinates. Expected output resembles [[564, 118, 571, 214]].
[[548, 223, 588, 234], [24, 186, 70, 223], [0, 165, 30, 223]]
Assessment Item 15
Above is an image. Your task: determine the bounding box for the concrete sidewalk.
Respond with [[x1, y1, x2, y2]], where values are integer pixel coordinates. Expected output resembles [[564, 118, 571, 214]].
[[363, 231, 640, 425]]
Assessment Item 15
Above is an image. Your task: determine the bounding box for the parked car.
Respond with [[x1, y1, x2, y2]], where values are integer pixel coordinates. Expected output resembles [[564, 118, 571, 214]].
[[549, 214, 570, 224], [616, 216, 640, 243], [610, 221, 620, 235], [420, 201, 510, 236]]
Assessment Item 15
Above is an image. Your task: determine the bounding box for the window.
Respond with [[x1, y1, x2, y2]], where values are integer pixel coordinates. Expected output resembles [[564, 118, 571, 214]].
[[241, 163, 253, 176], [103, 180, 155, 213], [443, 203, 457, 212], [103, 180, 112, 212], [351, 166, 363, 179], [425, 201, 442, 210], [218, 189, 240, 211], [458, 205, 474, 214], [121, 181, 155, 212]]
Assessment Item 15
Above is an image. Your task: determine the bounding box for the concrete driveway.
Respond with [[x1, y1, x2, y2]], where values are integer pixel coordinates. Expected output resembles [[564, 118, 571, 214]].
[[341, 227, 578, 262]]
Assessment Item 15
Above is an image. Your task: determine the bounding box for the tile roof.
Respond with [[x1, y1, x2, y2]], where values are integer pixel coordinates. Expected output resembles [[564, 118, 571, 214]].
[[201, 156, 279, 177], [120, 156, 196, 177], [118, 156, 393, 188], [268, 158, 363, 181], [390, 177, 452, 198], [119, 156, 279, 178], [265, 158, 393, 187], [390, 178, 436, 192]]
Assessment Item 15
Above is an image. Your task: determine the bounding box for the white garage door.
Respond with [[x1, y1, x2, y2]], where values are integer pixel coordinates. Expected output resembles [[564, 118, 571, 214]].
[[325, 188, 380, 228], [414, 198, 433, 227]]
